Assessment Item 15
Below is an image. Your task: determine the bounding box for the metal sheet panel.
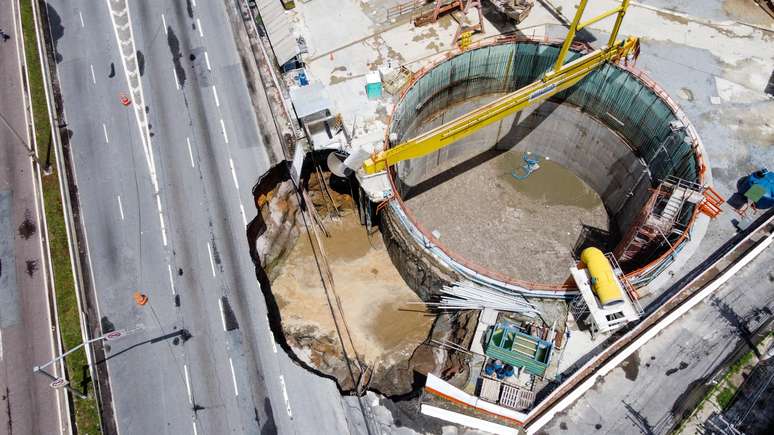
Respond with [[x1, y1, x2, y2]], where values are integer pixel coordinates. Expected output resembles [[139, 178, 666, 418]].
[[256, 0, 299, 66], [480, 377, 501, 402], [289, 81, 332, 118]]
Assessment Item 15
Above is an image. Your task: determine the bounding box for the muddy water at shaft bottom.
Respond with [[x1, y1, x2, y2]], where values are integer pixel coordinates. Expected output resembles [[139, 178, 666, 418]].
[[497, 153, 603, 211]]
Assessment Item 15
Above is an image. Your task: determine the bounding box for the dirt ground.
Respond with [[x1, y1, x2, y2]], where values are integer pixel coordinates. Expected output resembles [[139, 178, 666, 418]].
[[271, 206, 435, 368]]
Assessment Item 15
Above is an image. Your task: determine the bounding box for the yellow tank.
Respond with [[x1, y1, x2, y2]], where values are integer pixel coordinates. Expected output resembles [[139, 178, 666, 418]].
[[580, 247, 624, 307]]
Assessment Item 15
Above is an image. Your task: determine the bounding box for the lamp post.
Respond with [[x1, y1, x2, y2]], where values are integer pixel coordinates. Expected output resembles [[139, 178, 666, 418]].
[[0, 109, 51, 173], [33, 327, 141, 399]]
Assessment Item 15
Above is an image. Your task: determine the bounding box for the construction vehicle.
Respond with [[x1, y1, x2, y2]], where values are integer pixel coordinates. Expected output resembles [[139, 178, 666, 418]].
[[363, 0, 640, 174]]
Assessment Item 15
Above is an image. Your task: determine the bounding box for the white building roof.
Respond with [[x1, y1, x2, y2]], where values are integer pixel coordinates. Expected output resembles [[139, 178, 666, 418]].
[[256, 0, 299, 66]]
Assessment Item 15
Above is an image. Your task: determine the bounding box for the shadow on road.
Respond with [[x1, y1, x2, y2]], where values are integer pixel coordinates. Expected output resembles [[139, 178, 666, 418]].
[[95, 328, 191, 364]]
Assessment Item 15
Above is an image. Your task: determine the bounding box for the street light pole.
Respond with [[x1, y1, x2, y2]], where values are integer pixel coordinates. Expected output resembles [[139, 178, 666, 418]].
[[0, 108, 50, 173], [33, 327, 142, 399]]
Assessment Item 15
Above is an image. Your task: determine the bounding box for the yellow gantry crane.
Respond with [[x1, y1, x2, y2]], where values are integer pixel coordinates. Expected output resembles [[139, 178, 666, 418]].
[[363, 0, 639, 174]]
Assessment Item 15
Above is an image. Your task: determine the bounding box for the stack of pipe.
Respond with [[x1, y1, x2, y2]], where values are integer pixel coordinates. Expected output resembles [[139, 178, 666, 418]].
[[424, 281, 541, 316]]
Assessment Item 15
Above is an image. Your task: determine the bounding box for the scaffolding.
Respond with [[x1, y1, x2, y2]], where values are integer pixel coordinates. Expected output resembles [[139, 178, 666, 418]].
[[615, 176, 705, 264]]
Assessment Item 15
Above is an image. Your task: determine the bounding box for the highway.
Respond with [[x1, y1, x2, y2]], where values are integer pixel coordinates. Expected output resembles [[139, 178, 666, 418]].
[[0, 0, 65, 432], [45, 0, 354, 433]]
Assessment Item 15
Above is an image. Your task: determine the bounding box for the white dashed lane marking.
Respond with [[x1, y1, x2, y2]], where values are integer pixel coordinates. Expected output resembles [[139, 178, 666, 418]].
[[279, 375, 292, 417], [212, 85, 220, 107], [218, 297, 227, 331], [116, 195, 124, 220], [168, 264, 175, 295], [220, 119, 229, 144], [186, 137, 195, 168], [229, 358, 239, 396], [183, 364, 193, 404], [207, 242, 216, 277], [228, 158, 239, 189]]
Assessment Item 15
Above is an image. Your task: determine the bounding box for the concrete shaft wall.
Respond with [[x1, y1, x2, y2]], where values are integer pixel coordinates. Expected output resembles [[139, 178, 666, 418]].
[[397, 98, 651, 235]]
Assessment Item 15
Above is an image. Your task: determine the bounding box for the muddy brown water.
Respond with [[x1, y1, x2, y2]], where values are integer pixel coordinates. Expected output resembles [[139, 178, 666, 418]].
[[497, 153, 603, 211], [271, 210, 434, 365]]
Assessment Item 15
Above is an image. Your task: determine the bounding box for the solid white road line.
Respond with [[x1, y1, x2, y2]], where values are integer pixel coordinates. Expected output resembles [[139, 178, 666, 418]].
[[168, 264, 176, 295], [207, 242, 216, 277], [239, 203, 247, 227], [212, 86, 220, 107], [192, 0, 196, 8], [220, 119, 229, 143], [192, 421, 198, 435], [229, 358, 239, 396], [79, 11, 84, 27], [161, 13, 167, 35], [279, 375, 292, 417], [116, 195, 124, 220], [184, 364, 193, 404], [0, 330, 4, 361], [229, 158, 239, 189], [186, 137, 195, 167], [90, 64, 96, 84], [173, 68, 180, 90], [218, 297, 227, 331], [204, 51, 211, 71], [102, 123, 109, 143], [196, 18, 203, 37]]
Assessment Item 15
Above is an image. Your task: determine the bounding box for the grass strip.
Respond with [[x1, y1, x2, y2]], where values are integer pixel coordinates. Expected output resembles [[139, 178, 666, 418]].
[[19, 1, 101, 433]]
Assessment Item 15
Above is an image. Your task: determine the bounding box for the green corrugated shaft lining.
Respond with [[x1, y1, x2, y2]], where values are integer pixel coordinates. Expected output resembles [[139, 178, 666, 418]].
[[391, 42, 700, 191]]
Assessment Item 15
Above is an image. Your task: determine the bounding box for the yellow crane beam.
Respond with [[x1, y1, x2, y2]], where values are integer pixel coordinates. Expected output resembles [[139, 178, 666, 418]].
[[363, 0, 637, 175]]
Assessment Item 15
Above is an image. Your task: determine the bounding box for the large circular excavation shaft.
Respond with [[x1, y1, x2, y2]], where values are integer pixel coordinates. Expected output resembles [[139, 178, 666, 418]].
[[384, 39, 707, 292]]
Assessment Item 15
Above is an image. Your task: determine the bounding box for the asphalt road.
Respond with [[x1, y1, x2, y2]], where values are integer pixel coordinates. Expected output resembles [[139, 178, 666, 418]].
[[0, 0, 64, 432], [46, 0, 354, 433]]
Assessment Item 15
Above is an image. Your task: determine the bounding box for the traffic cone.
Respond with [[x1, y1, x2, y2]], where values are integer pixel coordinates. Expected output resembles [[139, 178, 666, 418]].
[[134, 291, 148, 306]]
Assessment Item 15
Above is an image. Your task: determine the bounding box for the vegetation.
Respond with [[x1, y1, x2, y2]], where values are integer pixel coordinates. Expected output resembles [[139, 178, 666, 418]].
[[19, 1, 101, 432], [715, 386, 736, 410]]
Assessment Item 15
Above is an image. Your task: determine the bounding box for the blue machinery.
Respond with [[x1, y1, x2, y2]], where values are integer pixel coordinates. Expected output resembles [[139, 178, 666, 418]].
[[740, 168, 774, 209], [512, 153, 541, 180]]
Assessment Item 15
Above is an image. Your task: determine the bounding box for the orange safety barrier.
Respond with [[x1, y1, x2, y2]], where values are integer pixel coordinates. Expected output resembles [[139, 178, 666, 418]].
[[698, 186, 724, 218]]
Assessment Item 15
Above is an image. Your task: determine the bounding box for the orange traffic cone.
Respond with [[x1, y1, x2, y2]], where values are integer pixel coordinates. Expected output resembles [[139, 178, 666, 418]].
[[134, 291, 148, 306], [120, 94, 132, 106]]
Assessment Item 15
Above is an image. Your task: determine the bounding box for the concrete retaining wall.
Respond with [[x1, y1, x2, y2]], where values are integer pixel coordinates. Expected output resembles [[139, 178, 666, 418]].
[[397, 99, 650, 235]]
